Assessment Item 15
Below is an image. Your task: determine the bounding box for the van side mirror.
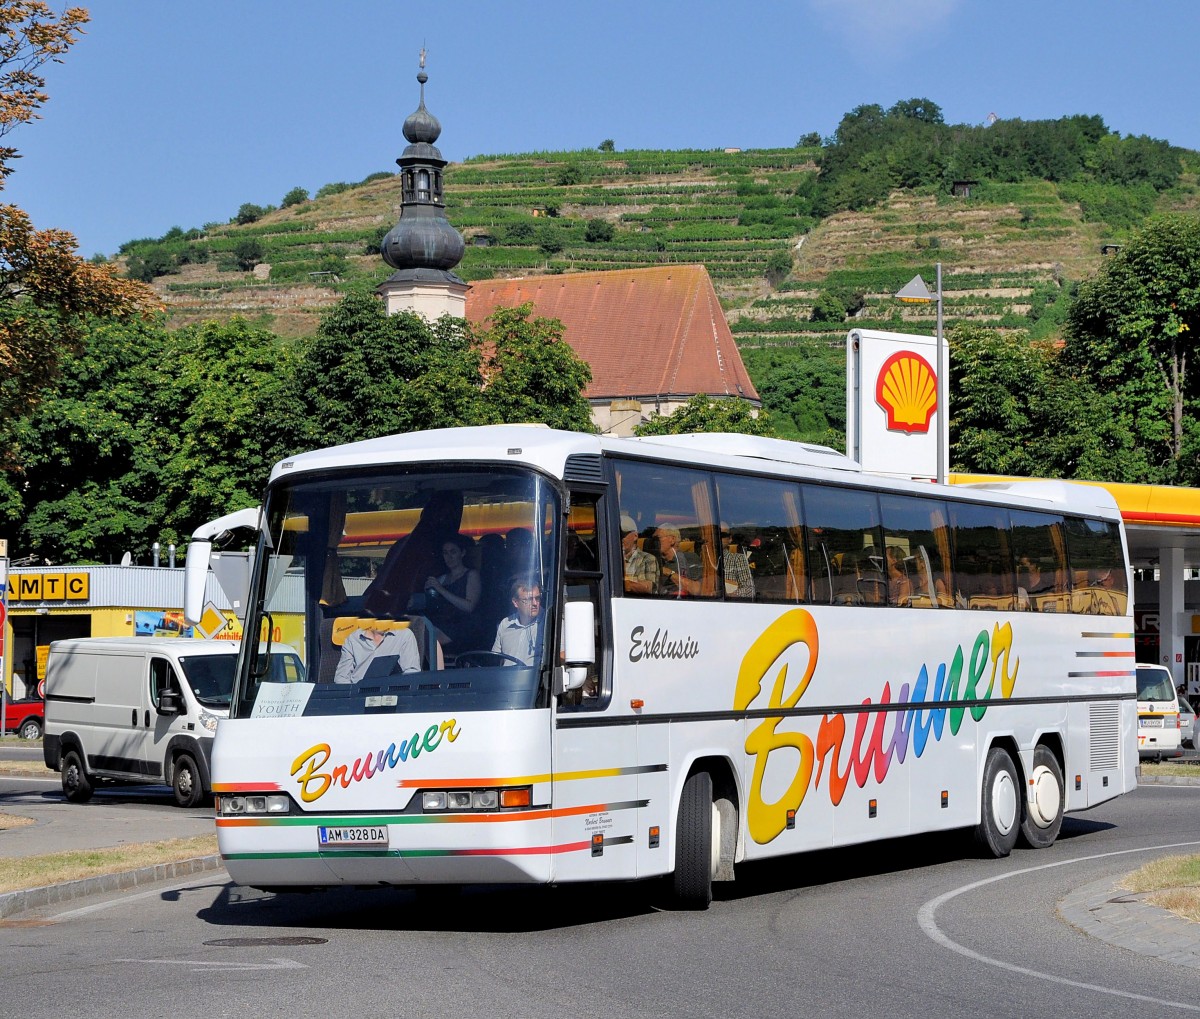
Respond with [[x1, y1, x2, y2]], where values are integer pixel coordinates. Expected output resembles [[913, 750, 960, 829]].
[[158, 687, 182, 716]]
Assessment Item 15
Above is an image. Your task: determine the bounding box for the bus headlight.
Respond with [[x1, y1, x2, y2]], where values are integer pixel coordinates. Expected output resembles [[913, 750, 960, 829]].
[[420, 786, 531, 812], [218, 794, 290, 815]]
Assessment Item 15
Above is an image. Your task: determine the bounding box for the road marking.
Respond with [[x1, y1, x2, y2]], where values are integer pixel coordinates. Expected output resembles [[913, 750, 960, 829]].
[[118, 957, 305, 972], [918, 840, 1200, 1012]]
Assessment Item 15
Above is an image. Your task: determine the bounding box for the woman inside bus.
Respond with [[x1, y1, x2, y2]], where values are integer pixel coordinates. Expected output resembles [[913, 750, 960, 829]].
[[423, 534, 484, 652], [886, 546, 912, 606]]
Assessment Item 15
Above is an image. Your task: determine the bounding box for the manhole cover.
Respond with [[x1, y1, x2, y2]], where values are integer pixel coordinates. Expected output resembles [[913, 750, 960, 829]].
[[203, 936, 327, 947]]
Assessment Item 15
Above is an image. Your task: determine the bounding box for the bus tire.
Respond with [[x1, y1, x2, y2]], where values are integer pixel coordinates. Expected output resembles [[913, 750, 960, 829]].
[[672, 770, 715, 910], [1019, 745, 1064, 849], [974, 747, 1020, 858], [61, 749, 94, 803], [172, 753, 204, 808]]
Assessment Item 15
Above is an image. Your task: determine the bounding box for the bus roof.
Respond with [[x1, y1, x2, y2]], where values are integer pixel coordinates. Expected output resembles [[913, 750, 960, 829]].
[[269, 425, 1122, 520]]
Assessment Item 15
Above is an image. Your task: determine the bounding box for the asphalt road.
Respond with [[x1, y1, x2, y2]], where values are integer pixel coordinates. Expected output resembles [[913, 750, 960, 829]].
[[1, 778, 1199, 1019]]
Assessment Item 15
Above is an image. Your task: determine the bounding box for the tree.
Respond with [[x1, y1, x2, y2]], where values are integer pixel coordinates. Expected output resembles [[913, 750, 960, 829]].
[[281, 186, 309, 208], [797, 132, 822, 148], [949, 323, 1153, 482], [597, 139, 615, 152], [635, 395, 770, 437], [1063, 214, 1200, 482], [233, 238, 264, 271], [584, 218, 614, 243], [0, 4, 158, 430], [474, 303, 593, 432], [764, 249, 792, 286], [235, 202, 268, 225]]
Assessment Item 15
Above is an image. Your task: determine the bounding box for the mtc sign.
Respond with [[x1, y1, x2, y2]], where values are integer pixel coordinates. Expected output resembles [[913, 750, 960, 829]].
[[10, 572, 90, 602]]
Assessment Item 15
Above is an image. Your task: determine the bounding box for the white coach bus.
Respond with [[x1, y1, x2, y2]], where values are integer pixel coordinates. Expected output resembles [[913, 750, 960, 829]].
[[186, 425, 1136, 908]]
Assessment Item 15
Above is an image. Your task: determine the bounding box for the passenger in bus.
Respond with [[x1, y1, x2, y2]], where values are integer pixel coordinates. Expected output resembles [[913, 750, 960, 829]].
[[621, 515, 659, 595], [423, 534, 484, 651], [655, 524, 701, 597], [334, 625, 421, 683], [721, 523, 754, 599], [886, 546, 912, 606], [492, 577, 543, 666], [362, 490, 464, 617], [1017, 557, 1056, 611]]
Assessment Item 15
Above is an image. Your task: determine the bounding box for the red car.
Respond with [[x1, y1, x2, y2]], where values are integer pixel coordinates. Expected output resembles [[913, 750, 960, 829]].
[[1, 691, 44, 740]]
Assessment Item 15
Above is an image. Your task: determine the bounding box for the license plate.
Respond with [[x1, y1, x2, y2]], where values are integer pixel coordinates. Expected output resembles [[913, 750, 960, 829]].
[[1141, 717, 1164, 728], [318, 825, 389, 847]]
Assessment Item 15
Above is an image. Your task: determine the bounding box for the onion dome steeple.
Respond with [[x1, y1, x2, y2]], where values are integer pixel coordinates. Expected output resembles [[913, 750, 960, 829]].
[[379, 53, 465, 277]]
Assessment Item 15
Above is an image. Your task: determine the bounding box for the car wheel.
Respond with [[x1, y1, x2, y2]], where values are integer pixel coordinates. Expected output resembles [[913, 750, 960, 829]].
[[61, 749, 94, 803], [172, 753, 204, 808], [18, 717, 42, 740]]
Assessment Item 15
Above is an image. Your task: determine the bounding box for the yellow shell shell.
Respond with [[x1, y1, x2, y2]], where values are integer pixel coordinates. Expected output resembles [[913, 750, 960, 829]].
[[875, 352, 937, 433]]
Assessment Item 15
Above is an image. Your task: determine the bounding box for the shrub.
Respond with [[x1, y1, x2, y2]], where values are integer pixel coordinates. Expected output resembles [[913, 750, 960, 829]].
[[315, 181, 350, 199], [809, 291, 846, 323], [234, 238, 265, 271], [235, 203, 269, 225], [584, 218, 615, 243], [282, 186, 309, 208], [765, 249, 792, 286]]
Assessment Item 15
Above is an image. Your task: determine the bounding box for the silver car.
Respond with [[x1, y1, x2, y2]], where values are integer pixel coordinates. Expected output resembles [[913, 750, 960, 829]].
[[1179, 693, 1196, 749]]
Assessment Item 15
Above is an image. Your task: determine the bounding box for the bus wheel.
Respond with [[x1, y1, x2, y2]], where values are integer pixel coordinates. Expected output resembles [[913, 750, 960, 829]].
[[974, 747, 1020, 858], [672, 770, 715, 910], [61, 749, 94, 804], [172, 753, 204, 808], [1019, 745, 1064, 849]]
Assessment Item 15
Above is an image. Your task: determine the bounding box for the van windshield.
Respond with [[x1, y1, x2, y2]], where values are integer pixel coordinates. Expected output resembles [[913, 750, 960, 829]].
[[181, 652, 304, 709], [1136, 669, 1176, 703]]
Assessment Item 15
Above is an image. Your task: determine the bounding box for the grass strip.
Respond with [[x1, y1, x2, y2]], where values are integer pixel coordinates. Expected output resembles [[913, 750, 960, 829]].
[[0, 835, 218, 894]]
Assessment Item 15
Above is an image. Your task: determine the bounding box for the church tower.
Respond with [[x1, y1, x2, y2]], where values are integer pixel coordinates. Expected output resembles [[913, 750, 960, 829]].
[[377, 54, 467, 319]]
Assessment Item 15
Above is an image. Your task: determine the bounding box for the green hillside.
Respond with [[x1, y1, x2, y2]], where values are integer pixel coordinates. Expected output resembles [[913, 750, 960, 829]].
[[121, 126, 1199, 349]]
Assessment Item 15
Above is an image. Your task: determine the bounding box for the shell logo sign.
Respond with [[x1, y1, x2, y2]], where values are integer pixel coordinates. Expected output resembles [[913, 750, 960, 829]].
[[874, 351, 937, 434]]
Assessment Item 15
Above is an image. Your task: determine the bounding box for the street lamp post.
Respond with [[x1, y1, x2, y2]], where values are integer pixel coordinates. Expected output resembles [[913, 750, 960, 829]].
[[896, 263, 946, 484]]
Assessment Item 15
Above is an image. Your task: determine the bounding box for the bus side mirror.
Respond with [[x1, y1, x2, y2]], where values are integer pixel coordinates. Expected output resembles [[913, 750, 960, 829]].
[[559, 600, 595, 693]]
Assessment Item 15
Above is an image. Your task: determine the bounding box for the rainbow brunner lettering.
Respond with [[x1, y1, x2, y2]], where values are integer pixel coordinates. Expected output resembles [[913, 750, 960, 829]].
[[291, 718, 461, 803], [736, 610, 1019, 844]]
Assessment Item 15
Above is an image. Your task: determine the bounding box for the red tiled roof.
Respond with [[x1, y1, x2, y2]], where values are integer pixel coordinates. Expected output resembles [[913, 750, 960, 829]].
[[465, 266, 760, 404]]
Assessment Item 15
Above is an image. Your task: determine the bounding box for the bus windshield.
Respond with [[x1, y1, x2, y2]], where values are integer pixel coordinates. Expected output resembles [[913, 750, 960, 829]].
[[233, 465, 559, 719]]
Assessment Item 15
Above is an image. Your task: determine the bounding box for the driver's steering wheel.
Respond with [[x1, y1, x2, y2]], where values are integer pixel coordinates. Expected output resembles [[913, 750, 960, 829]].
[[455, 650, 526, 668]]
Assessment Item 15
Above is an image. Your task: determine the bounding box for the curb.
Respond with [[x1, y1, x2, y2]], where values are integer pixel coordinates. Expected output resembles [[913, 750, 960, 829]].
[[0, 854, 223, 920]]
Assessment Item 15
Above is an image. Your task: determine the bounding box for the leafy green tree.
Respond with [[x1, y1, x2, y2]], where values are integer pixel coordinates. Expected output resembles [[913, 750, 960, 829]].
[[281, 186, 309, 208], [537, 222, 565, 256], [797, 132, 822, 148], [584, 218, 614, 243], [1063, 214, 1200, 482], [809, 291, 845, 322], [748, 347, 845, 446], [949, 323, 1153, 481], [597, 139, 615, 152], [764, 249, 792, 286], [4, 315, 298, 562], [285, 290, 484, 450], [474, 303, 593, 432], [0, 3, 157, 432], [235, 203, 268, 225], [635, 394, 770, 437], [234, 238, 265, 271]]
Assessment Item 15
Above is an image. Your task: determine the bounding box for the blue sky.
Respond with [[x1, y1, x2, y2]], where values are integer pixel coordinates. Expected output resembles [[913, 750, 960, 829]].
[[9, 0, 1199, 258]]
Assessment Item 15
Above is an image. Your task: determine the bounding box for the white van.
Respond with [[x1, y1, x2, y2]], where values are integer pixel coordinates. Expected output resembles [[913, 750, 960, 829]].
[[1135, 663, 1182, 762], [43, 638, 304, 807]]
